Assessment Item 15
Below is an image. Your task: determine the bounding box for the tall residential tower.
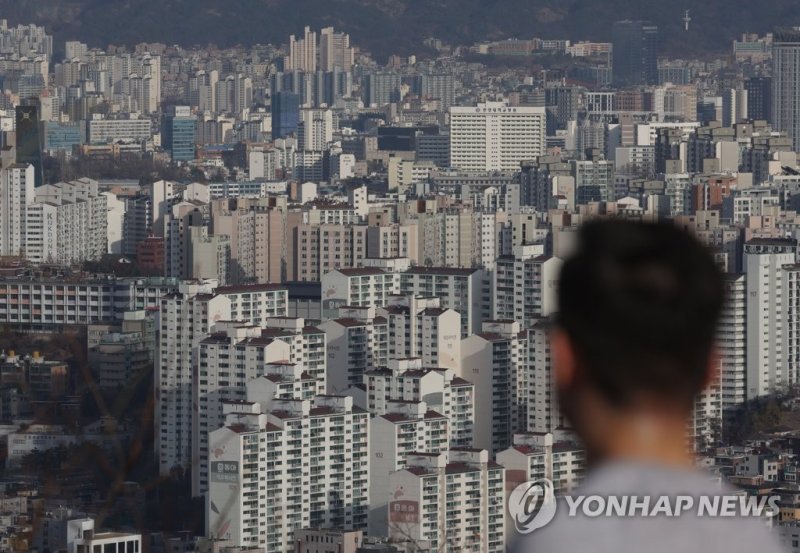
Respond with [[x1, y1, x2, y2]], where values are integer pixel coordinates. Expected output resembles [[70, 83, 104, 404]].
[[772, 28, 800, 150], [612, 20, 659, 87]]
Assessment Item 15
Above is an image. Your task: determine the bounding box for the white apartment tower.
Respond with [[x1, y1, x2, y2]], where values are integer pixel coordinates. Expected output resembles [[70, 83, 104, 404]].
[[528, 318, 569, 436], [234, 74, 253, 115], [773, 29, 800, 151], [319, 306, 389, 394], [140, 54, 161, 113], [216, 285, 290, 328], [400, 267, 485, 338], [321, 268, 400, 311], [460, 321, 530, 453], [207, 395, 369, 552], [0, 164, 34, 257], [415, 210, 503, 270], [493, 250, 562, 329], [450, 101, 546, 172], [156, 280, 230, 475], [496, 432, 585, 497], [378, 295, 461, 370], [25, 179, 109, 265], [368, 401, 449, 535], [288, 26, 317, 72], [691, 382, 722, 451], [297, 109, 333, 151], [320, 27, 354, 71], [745, 239, 797, 398], [361, 358, 475, 448], [782, 264, 800, 392], [193, 323, 305, 496], [258, 316, 327, 385], [388, 450, 506, 552], [719, 274, 747, 410]]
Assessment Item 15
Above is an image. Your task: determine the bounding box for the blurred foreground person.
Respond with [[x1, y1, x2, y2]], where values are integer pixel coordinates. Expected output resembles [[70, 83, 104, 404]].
[[510, 220, 786, 553]]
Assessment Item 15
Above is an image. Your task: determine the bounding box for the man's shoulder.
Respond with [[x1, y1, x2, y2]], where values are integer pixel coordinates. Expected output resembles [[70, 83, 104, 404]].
[[510, 512, 784, 553], [508, 464, 786, 553]]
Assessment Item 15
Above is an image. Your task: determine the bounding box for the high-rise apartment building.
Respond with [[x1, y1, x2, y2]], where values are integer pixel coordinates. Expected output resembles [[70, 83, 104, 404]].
[[193, 323, 319, 496], [294, 226, 369, 281], [571, 159, 614, 205], [320, 268, 399, 310], [722, 87, 749, 127], [782, 264, 800, 394], [419, 73, 455, 109], [612, 20, 659, 87], [368, 401, 449, 535], [378, 295, 461, 370], [745, 76, 772, 122], [493, 251, 562, 329], [449, 102, 546, 172], [363, 73, 402, 107], [156, 281, 230, 476], [460, 320, 530, 454], [319, 307, 389, 394], [15, 104, 43, 186], [214, 76, 236, 114], [413, 209, 502, 269], [0, 164, 34, 257], [400, 267, 486, 338], [271, 91, 300, 140], [138, 54, 162, 114], [24, 179, 109, 265], [158, 280, 293, 478], [0, 276, 177, 330], [186, 226, 231, 285], [496, 433, 585, 497], [210, 197, 295, 285], [526, 319, 558, 435], [745, 239, 797, 399], [297, 109, 333, 151], [161, 106, 196, 162], [233, 74, 253, 115], [287, 26, 318, 72], [361, 358, 474, 448], [772, 28, 800, 150], [207, 395, 369, 552], [320, 27, 354, 71], [720, 274, 747, 410], [388, 450, 505, 552]]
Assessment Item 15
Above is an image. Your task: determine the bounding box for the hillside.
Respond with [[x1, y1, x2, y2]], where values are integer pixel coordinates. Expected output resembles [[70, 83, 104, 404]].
[[1, 0, 798, 60]]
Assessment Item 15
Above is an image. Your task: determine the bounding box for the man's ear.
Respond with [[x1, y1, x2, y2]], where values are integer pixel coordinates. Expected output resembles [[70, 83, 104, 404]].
[[551, 328, 577, 390]]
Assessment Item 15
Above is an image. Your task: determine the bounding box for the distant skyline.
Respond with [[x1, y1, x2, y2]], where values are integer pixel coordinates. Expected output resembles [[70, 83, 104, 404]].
[[0, 0, 796, 60]]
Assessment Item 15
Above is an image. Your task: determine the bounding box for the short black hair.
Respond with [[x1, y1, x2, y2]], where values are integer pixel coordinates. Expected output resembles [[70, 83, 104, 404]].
[[557, 219, 724, 408]]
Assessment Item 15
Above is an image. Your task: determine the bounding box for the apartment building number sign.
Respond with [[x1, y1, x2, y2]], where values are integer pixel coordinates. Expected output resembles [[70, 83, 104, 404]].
[[210, 461, 240, 483]]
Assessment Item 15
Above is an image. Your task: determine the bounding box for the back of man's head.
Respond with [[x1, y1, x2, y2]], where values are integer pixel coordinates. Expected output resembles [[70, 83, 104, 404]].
[[557, 219, 724, 410]]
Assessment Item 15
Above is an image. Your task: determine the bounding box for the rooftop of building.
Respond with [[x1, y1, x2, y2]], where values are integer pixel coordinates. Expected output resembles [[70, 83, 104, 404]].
[[335, 267, 387, 276], [745, 237, 797, 246], [215, 283, 287, 295], [331, 317, 369, 328], [404, 266, 479, 276]]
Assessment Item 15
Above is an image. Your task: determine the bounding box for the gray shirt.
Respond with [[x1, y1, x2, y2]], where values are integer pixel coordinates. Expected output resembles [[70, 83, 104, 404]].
[[509, 461, 787, 553]]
